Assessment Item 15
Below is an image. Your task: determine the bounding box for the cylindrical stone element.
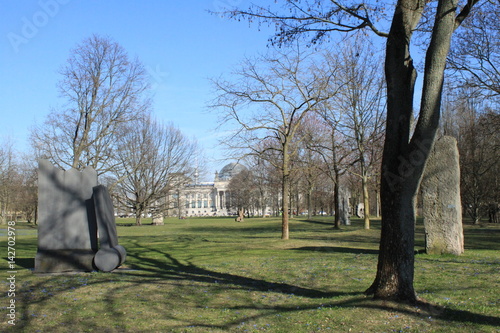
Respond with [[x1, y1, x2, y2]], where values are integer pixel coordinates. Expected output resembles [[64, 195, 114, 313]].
[[94, 247, 121, 272], [114, 245, 127, 265]]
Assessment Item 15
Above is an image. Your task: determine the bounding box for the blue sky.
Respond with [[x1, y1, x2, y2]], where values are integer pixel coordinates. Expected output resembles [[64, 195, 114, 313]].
[[0, 0, 276, 176]]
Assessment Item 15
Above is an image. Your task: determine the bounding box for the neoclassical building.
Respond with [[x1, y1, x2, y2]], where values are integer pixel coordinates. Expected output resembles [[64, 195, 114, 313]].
[[167, 163, 246, 217]]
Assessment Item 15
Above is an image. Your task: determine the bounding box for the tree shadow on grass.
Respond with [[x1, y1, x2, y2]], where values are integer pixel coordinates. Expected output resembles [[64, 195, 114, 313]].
[[13, 239, 500, 332], [124, 242, 500, 330], [124, 241, 349, 299], [16, 257, 34, 269], [290, 246, 378, 255], [298, 219, 336, 226]]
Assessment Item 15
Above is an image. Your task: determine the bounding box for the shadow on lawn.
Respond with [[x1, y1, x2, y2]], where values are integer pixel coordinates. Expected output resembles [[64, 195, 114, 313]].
[[12, 240, 500, 332], [123, 242, 500, 330], [125, 241, 347, 299], [291, 246, 378, 255], [16, 257, 35, 269], [299, 219, 336, 226]]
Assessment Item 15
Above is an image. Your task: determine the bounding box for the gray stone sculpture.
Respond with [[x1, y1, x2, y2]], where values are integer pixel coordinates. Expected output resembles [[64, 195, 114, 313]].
[[35, 160, 98, 272], [421, 136, 464, 255], [35, 160, 126, 272]]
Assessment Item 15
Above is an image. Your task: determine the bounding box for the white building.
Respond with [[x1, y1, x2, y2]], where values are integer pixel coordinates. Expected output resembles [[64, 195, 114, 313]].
[[167, 163, 246, 217]]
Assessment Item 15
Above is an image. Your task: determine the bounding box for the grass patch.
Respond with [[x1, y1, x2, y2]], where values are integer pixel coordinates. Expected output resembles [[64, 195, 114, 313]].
[[1, 217, 499, 332]]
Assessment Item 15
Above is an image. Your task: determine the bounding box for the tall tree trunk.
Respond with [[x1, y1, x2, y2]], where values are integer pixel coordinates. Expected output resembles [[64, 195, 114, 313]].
[[376, 189, 381, 218], [362, 173, 371, 229], [282, 172, 290, 239], [334, 175, 341, 229], [307, 188, 313, 220], [365, 0, 421, 302], [282, 147, 290, 240], [332, 130, 341, 229], [366, 0, 459, 302]]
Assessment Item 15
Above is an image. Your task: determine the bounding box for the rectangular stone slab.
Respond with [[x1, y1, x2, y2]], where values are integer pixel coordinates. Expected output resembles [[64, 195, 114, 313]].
[[35, 160, 98, 272]]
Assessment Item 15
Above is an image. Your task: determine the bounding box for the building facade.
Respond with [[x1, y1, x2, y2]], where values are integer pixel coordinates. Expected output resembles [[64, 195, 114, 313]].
[[167, 163, 246, 217]]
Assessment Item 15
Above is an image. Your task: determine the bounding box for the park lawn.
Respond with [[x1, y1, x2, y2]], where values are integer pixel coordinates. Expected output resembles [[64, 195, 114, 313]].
[[1, 217, 499, 332]]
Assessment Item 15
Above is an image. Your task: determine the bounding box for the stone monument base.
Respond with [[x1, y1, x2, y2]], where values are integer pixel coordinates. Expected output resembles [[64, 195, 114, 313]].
[[35, 249, 96, 273]]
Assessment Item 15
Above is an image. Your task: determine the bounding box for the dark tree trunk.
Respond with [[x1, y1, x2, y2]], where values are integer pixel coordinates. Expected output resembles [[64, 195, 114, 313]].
[[307, 188, 313, 220], [334, 176, 341, 229], [367, 0, 460, 302], [281, 144, 291, 240], [362, 173, 371, 229], [282, 172, 290, 239], [364, 0, 422, 302], [366, 184, 418, 301]]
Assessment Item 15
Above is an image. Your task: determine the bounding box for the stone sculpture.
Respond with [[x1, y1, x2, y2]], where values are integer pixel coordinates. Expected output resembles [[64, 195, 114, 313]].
[[421, 136, 464, 255], [35, 160, 126, 272]]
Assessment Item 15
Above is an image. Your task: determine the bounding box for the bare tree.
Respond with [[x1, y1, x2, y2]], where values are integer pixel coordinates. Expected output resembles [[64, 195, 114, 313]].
[[13, 157, 38, 224], [247, 155, 278, 218], [113, 116, 197, 225], [312, 110, 353, 228], [293, 114, 332, 220], [448, 0, 500, 97], [227, 168, 256, 221], [219, 0, 480, 302], [442, 87, 500, 223], [211, 47, 337, 239], [31, 34, 150, 175], [0, 141, 16, 224], [330, 40, 386, 229]]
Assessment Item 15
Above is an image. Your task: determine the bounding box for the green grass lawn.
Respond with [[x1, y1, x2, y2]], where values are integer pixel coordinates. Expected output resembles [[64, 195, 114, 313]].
[[1, 217, 499, 332]]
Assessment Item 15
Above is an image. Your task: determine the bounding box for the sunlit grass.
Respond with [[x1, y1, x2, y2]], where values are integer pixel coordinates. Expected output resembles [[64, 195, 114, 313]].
[[1, 217, 499, 332]]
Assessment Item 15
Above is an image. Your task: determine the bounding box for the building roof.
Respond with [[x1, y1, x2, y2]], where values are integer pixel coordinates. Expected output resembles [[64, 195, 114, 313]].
[[219, 163, 246, 180]]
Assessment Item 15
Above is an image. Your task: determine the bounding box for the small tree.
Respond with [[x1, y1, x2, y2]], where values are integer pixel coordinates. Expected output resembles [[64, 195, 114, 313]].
[[14, 158, 38, 224], [113, 116, 197, 225], [335, 41, 385, 229], [312, 111, 352, 228], [211, 47, 337, 239], [0, 141, 17, 225], [295, 114, 332, 220], [442, 88, 500, 223], [227, 169, 256, 221]]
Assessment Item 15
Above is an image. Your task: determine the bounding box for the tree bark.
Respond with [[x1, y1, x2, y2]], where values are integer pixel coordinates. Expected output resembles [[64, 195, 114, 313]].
[[334, 179, 341, 229], [282, 166, 290, 240], [362, 174, 371, 229], [367, 0, 460, 302], [365, 0, 423, 302], [366, 190, 417, 300], [307, 188, 313, 220]]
